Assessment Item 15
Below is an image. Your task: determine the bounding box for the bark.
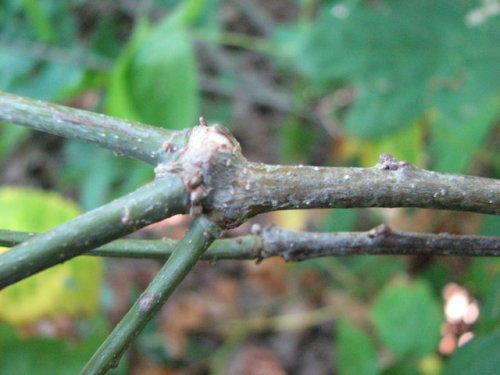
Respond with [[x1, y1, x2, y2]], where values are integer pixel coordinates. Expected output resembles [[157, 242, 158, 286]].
[[0, 177, 187, 289], [81, 217, 220, 375], [2, 226, 498, 259], [0, 91, 177, 164], [202, 152, 500, 227]]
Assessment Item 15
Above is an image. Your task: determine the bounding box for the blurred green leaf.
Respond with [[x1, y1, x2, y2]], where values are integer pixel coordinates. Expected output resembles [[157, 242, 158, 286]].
[[349, 256, 407, 296], [22, 0, 55, 42], [321, 209, 358, 232], [0, 0, 80, 98], [475, 276, 500, 334], [18, 62, 84, 101], [0, 47, 37, 89], [1, 0, 75, 44], [346, 80, 426, 138], [282, 0, 499, 140], [166, 0, 211, 27], [61, 141, 152, 210], [0, 188, 103, 324], [443, 329, 500, 375], [368, 121, 423, 166], [0, 123, 30, 161], [337, 319, 380, 375], [129, 24, 198, 128], [371, 278, 442, 358], [382, 362, 421, 375], [191, 0, 222, 29], [464, 258, 499, 298], [106, 14, 199, 129], [0, 48, 84, 102], [420, 262, 450, 298], [0, 319, 125, 375], [481, 216, 500, 236], [89, 19, 122, 58], [105, 19, 149, 122], [349, 122, 424, 167], [279, 118, 316, 163], [429, 97, 500, 173], [271, 23, 309, 71], [463, 233, 500, 333]]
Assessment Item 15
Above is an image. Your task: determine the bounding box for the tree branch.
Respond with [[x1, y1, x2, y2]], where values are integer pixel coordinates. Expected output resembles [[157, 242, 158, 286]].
[[80, 216, 221, 375], [2, 225, 498, 259], [0, 176, 187, 289], [2, 92, 498, 219], [259, 225, 500, 259], [203, 153, 500, 226], [0, 230, 258, 260], [0, 91, 187, 165]]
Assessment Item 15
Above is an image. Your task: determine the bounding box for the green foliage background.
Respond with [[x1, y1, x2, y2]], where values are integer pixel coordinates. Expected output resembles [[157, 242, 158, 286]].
[[0, 0, 498, 374]]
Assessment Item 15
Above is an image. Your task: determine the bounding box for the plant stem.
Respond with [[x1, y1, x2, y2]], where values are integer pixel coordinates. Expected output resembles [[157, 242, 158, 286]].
[[0, 176, 187, 289], [2, 226, 498, 259], [0, 229, 258, 260], [0, 91, 186, 165], [80, 216, 221, 375], [249, 160, 499, 215], [207, 155, 500, 226], [260, 225, 500, 259], [5, 92, 497, 217]]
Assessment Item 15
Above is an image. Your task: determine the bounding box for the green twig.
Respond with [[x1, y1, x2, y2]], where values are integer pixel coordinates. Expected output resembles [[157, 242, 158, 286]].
[[3, 225, 499, 260], [80, 216, 221, 375], [0, 91, 188, 165], [0, 229, 258, 261], [0, 176, 187, 289]]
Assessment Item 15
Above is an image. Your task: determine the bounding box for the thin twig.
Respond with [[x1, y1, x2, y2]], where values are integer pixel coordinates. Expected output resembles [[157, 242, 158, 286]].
[[0, 176, 187, 289], [0, 91, 185, 165], [259, 225, 500, 259], [0, 230, 258, 260], [2, 226, 498, 259], [80, 216, 221, 375]]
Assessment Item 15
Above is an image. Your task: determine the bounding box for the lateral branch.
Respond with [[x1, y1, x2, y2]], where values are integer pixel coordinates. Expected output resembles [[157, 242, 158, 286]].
[[1, 91, 498, 219], [2, 225, 498, 259]]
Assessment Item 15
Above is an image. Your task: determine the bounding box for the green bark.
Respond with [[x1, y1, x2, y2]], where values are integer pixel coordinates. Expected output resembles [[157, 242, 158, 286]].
[[80, 216, 221, 375], [0, 176, 187, 289]]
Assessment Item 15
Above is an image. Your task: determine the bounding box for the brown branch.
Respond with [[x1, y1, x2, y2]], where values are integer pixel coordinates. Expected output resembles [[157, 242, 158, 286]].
[[259, 225, 500, 260]]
